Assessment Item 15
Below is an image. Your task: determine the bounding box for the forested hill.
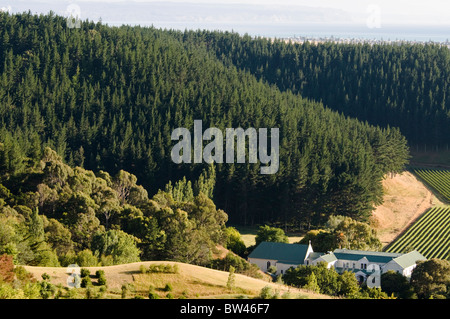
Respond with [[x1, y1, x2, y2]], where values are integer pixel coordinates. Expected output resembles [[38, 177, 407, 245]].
[[181, 31, 450, 150], [0, 12, 409, 227]]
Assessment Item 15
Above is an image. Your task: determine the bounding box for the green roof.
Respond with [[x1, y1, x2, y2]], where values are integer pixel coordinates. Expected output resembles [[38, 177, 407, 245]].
[[333, 249, 402, 264], [317, 252, 337, 263], [248, 242, 310, 265], [392, 250, 426, 268], [308, 252, 325, 260]]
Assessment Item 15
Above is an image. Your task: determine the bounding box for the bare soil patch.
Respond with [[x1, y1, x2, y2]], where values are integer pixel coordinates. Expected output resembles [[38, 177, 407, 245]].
[[372, 171, 443, 247]]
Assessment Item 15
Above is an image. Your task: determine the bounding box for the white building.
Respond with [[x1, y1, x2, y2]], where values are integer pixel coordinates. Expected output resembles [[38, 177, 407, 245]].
[[314, 248, 427, 284], [247, 241, 313, 275], [248, 242, 426, 284]]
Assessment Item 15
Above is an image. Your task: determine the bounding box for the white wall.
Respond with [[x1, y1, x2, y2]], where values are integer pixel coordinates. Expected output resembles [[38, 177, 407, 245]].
[[248, 258, 301, 275], [383, 260, 404, 275], [402, 265, 416, 277], [276, 263, 298, 275], [383, 260, 417, 278], [248, 258, 277, 273]]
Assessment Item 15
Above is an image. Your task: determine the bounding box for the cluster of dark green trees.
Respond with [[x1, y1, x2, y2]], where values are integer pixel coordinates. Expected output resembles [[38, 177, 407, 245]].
[[0, 12, 411, 228], [183, 31, 450, 150], [0, 146, 227, 267]]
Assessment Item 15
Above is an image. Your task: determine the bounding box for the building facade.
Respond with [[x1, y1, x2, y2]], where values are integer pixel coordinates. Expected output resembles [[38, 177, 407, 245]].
[[247, 241, 426, 284]]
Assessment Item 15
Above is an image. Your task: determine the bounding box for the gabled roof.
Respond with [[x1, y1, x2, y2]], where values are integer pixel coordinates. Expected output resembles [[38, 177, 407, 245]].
[[391, 250, 426, 268], [333, 249, 402, 264], [317, 252, 337, 263], [334, 267, 371, 276], [248, 242, 310, 265], [307, 252, 325, 260]]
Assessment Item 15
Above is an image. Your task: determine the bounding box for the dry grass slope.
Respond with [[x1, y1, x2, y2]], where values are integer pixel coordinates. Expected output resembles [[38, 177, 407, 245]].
[[372, 171, 444, 247], [22, 261, 331, 299]]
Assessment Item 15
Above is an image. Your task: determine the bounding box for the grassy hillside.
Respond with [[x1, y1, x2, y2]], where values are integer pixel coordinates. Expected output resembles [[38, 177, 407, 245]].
[[22, 261, 331, 299]]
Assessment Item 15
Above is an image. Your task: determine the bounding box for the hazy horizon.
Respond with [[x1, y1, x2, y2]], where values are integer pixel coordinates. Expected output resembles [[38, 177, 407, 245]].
[[1, 1, 450, 41]]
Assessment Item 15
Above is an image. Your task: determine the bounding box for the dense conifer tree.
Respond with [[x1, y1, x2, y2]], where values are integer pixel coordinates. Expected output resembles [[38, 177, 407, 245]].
[[0, 12, 411, 228]]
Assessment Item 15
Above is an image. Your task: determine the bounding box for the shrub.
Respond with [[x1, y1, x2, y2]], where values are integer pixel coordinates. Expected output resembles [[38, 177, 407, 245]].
[[100, 254, 114, 266], [210, 253, 263, 279], [97, 274, 107, 286], [258, 286, 278, 299], [97, 286, 107, 298], [121, 284, 129, 299], [14, 266, 34, 283], [41, 273, 50, 281], [95, 270, 107, 285], [163, 283, 173, 292], [98, 275, 106, 286], [39, 280, 56, 299], [81, 276, 92, 288], [147, 263, 179, 274], [267, 265, 277, 274], [227, 266, 236, 290], [80, 268, 90, 278], [179, 290, 189, 299], [76, 249, 98, 267], [225, 227, 247, 256], [148, 285, 159, 299], [0, 254, 15, 283], [139, 264, 147, 274], [85, 286, 93, 299], [35, 250, 61, 267], [255, 225, 289, 246], [58, 251, 77, 267]]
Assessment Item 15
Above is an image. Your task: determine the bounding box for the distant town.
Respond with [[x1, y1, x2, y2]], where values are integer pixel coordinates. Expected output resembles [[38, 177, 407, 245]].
[[279, 35, 450, 48]]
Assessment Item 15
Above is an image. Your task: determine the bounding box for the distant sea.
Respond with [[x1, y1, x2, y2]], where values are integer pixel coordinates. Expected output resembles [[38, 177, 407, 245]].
[[124, 22, 450, 43], [4, 1, 450, 43]]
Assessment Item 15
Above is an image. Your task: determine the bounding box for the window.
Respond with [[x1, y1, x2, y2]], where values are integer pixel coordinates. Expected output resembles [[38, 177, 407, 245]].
[[267, 261, 271, 269]]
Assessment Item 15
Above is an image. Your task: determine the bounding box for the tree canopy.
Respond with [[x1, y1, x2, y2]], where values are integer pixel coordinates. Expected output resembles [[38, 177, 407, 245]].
[[0, 146, 227, 267], [0, 12, 411, 228], [187, 31, 450, 150]]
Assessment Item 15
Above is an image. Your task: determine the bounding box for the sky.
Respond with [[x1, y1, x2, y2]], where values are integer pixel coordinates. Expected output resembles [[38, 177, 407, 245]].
[[1, 0, 449, 25], [1, 1, 450, 39]]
